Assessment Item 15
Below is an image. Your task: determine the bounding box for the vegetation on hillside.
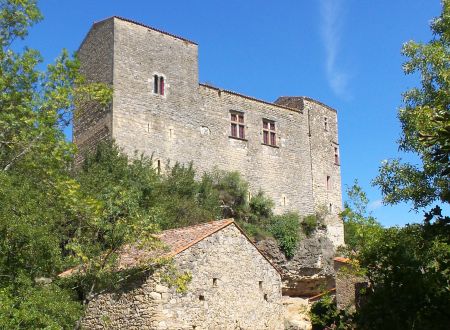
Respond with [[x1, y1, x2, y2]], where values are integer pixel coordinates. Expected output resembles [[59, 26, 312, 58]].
[[0, 2, 318, 324]]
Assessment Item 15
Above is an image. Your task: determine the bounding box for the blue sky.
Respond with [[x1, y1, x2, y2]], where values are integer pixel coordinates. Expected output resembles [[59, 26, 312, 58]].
[[24, 0, 443, 226]]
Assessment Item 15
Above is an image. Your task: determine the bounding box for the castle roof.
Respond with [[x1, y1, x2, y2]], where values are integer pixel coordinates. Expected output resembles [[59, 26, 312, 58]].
[[93, 16, 198, 45]]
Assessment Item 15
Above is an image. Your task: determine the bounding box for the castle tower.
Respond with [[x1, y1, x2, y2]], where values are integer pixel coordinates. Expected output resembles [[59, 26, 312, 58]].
[[74, 17, 344, 248]]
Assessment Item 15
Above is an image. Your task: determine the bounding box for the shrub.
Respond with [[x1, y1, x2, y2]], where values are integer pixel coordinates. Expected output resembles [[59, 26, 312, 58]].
[[310, 294, 354, 330], [268, 212, 301, 258], [302, 214, 318, 236], [248, 190, 274, 224]]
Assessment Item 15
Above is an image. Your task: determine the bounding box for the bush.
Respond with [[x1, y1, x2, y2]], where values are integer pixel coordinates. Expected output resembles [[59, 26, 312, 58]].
[[268, 212, 301, 258], [248, 190, 274, 224], [302, 214, 318, 236], [310, 294, 354, 330]]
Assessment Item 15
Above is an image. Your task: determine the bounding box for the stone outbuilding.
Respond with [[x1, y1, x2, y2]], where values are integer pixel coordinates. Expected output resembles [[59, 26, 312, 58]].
[[334, 257, 367, 312], [81, 219, 283, 329]]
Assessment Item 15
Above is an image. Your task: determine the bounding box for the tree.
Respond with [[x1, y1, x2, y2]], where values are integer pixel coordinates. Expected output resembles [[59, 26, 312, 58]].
[[373, 0, 450, 208], [0, 1, 111, 328], [340, 181, 383, 253], [355, 208, 450, 330]]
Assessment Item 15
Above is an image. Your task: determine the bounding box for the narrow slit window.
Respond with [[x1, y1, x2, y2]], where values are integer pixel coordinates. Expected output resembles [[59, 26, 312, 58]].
[[259, 281, 263, 290], [334, 147, 339, 165], [324, 117, 328, 131], [263, 119, 276, 146], [153, 74, 165, 95], [157, 160, 161, 175], [213, 278, 218, 287], [327, 176, 331, 190], [159, 76, 165, 95], [153, 75, 159, 94]]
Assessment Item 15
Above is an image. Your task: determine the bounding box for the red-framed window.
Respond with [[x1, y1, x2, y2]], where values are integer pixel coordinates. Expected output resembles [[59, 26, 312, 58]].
[[263, 119, 276, 146], [159, 76, 164, 95], [230, 112, 245, 139], [153, 75, 165, 95]]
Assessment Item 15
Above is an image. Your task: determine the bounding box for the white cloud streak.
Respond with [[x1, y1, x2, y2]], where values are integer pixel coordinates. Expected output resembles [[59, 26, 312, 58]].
[[319, 0, 350, 99], [368, 199, 383, 211]]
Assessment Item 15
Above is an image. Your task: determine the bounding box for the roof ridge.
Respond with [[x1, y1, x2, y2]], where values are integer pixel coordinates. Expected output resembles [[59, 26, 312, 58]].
[[159, 218, 233, 236], [199, 83, 301, 113], [163, 219, 234, 257], [92, 16, 198, 45]]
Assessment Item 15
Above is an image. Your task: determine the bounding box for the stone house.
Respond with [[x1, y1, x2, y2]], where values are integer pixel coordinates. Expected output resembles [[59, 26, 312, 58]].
[[74, 16, 344, 248], [81, 219, 284, 329]]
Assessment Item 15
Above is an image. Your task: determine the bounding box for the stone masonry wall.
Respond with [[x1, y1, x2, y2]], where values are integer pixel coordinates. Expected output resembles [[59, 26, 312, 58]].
[[81, 224, 283, 329], [109, 17, 316, 216], [74, 19, 114, 164], [305, 99, 344, 246], [74, 17, 344, 244]]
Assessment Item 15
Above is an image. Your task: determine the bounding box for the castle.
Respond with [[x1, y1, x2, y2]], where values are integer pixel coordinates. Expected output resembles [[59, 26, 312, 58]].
[[74, 16, 344, 247]]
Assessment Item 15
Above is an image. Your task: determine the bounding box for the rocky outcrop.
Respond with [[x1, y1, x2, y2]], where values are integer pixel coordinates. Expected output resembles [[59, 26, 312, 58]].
[[256, 228, 336, 297]]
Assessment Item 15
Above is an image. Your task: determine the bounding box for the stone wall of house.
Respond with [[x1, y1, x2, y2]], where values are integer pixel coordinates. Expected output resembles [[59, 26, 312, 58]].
[[81, 224, 283, 329]]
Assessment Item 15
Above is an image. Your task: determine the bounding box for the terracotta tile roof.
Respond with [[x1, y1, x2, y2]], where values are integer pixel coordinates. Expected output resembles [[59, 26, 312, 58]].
[[117, 219, 234, 269], [60, 219, 282, 277], [93, 16, 197, 45], [334, 257, 351, 263]]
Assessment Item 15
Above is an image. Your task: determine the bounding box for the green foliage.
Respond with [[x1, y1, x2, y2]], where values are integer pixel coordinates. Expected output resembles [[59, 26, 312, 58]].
[[354, 207, 450, 329], [0, 279, 83, 329], [150, 163, 222, 229], [0, 1, 112, 327], [248, 190, 274, 224], [310, 294, 354, 330], [374, 0, 450, 208], [268, 212, 301, 258], [160, 262, 193, 294], [341, 181, 384, 253], [209, 169, 249, 219], [302, 214, 318, 236]]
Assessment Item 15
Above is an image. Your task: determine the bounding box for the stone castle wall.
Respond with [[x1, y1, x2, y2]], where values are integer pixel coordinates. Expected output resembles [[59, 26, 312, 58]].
[[75, 17, 344, 246], [73, 19, 114, 161], [81, 224, 283, 329]]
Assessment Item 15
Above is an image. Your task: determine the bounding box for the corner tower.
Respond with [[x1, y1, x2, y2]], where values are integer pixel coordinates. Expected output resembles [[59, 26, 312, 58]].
[[74, 16, 200, 162], [275, 97, 344, 246]]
